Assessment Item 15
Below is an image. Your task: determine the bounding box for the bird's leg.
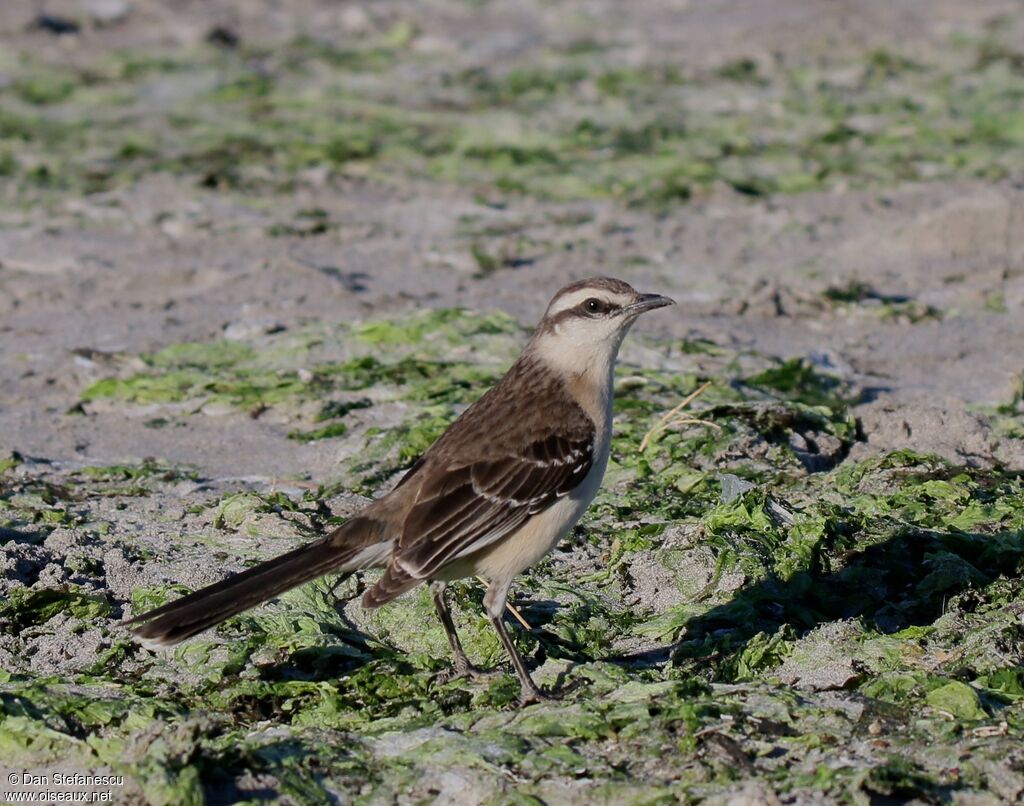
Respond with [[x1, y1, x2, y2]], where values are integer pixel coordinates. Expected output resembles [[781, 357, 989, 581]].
[[430, 581, 495, 683], [484, 579, 555, 706], [488, 612, 551, 705], [431, 581, 471, 674]]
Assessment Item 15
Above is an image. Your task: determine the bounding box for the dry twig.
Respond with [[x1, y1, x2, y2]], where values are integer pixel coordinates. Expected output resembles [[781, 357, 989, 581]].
[[477, 575, 532, 630], [639, 381, 720, 451]]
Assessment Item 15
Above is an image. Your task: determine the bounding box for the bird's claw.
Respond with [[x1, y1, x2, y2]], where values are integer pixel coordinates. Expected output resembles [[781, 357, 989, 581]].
[[517, 685, 562, 707], [435, 662, 501, 685]]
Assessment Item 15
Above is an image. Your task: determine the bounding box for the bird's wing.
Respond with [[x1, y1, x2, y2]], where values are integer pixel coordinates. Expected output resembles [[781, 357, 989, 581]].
[[393, 428, 595, 580]]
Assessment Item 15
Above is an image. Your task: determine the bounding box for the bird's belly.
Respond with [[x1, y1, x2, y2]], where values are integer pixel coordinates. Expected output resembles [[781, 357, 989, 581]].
[[469, 498, 584, 580], [442, 446, 609, 584]]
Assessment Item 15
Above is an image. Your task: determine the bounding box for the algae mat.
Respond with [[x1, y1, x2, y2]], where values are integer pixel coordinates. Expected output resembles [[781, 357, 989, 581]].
[[2, 310, 1022, 803], [1, 1, 1023, 803]]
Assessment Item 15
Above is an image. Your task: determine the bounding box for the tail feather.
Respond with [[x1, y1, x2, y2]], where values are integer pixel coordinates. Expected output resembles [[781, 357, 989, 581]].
[[361, 562, 419, 610], [126, 518, 391, 647]]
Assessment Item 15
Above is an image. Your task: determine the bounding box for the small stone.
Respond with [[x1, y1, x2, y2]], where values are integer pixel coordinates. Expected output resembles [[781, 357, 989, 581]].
[[719, 473, 755, 503], [200, 401, 234, 417], [222, 319, 286, 341], [340, 6, 371, 34], [84, 0, 132, 26]]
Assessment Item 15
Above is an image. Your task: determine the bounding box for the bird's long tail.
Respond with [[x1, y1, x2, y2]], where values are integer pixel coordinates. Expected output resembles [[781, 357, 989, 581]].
[[124, 517, 391, 647]]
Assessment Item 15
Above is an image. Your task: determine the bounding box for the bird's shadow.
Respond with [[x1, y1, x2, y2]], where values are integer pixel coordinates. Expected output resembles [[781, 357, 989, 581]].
[[610, 524, 1024, 676], [0, 525, 50, 546], [249, 521, 1023, 690]]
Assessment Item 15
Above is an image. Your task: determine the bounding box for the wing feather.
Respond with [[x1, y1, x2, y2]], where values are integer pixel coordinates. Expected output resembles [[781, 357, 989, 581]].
[[362, 353, 600, 608], [396, 433, 594, 578]]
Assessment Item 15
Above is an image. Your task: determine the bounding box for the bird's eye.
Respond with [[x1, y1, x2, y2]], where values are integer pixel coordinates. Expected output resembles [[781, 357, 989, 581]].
[[584, 298, 607, 315]]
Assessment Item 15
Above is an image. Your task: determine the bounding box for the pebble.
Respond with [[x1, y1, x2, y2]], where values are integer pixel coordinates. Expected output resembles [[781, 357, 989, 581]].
[[84, 0, 132, 26], [223, 319, 287, 341]]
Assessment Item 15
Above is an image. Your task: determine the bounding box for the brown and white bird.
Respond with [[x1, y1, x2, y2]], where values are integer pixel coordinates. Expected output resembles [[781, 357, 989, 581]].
[[127, 277, 674, 704]]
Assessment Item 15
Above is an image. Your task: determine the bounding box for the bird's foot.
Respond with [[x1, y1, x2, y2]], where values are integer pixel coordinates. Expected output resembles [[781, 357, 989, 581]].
[[517, 684, 562, 707], [517, 675, 587, 706], [435, 662, 500, 685]]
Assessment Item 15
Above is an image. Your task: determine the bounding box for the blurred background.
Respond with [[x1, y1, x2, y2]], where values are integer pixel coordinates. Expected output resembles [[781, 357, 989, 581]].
[[1, 0, 1022, 475]]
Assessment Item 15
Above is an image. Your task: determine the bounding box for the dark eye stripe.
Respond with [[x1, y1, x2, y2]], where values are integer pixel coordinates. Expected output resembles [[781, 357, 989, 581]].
[[541, 296, 623, 332], [580, 297, 619, 316]]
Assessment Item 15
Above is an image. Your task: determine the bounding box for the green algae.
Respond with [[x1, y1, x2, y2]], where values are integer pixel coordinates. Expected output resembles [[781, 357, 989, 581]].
[[0, 451, 23, 474], [78, 310, 520, 418], [925, 680, 987, 720], [287, 422, 349, 442], [15, 310, 1021, 799], [353, 308, 523, 346], [79, 340, 304, 408], [0, 587, 111, 629], [2, 33, 1023, 208], [1, 24, 1023, 793]]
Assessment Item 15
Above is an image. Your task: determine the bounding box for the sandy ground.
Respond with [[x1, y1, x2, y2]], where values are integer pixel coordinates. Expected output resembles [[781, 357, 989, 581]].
[[1, 0, 1022, 479], [1, 1, 1023, 803]]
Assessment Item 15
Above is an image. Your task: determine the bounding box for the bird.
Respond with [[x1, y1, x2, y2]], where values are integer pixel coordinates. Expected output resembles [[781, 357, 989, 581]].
[[126, 277, 674, 704]]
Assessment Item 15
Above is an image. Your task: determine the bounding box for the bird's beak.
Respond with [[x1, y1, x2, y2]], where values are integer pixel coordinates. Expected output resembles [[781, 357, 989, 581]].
[[625, 293, 675, 316]]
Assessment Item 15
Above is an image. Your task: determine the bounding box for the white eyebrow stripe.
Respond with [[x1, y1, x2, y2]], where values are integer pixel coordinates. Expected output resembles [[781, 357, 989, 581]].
[[547, 288, 629, 316], [547, 289, 597, 316]]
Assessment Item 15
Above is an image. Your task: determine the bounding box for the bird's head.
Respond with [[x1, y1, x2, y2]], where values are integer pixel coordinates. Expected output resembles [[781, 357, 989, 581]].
[[531, 277, 674, 375]]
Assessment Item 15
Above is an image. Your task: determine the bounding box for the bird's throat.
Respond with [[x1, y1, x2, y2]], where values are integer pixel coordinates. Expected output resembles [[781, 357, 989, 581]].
[[567, 359, 615, 430]]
